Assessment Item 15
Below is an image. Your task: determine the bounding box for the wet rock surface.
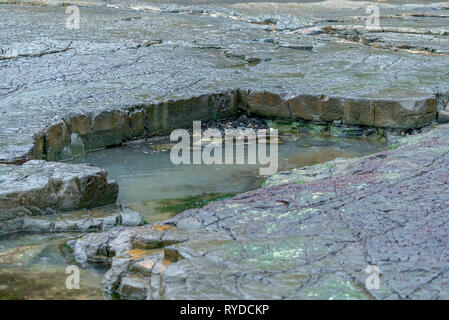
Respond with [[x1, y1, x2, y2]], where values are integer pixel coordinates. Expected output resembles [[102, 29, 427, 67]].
[[0, 160, 118, 230], [73, 124, 449, 299], [201, 115, 268, 135], [4, 207, 144, 233], [1, 0, 449, 163]]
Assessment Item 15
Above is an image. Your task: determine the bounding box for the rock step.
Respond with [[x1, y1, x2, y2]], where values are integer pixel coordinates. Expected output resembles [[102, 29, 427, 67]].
[[0, 160, 119, 222], [0, 208, 144, 234], [9, 89, 443, 165], [32, 91, 240, 163]]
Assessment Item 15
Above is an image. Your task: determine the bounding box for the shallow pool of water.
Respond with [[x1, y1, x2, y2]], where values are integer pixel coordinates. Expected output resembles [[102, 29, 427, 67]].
[[72, 132, 386, 208], [0, 232, 106, 300]]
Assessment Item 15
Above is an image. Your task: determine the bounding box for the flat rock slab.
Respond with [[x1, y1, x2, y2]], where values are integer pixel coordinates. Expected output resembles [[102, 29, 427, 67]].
[[1, 1, 449, 163], [74, 123, 449, 299], [0, 207, 143, 234], [0, 160, 118, 219]]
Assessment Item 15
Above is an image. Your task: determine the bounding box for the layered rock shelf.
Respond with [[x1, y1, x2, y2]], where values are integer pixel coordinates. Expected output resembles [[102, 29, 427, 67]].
[[1, 0, 448, 165], [0, 160, 118, 231], [1, 0, 449, 300], [0, 89, 441, 165], [73, 123, 449, 299]]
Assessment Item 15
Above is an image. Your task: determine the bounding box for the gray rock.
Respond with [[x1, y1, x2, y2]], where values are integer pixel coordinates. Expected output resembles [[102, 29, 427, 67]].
[[437, 110, 449, 124], [2, 0, 449, 300], [0, 160, 118, 218], [66, 239, 76, 248], [295, 27, 323, 35], [54, 218, 104, 232], [279, 43, 314, 51], [102, 215, 118, 231], [22, 216, 53, 232], [1, 3, 448, 164], [137, 39, 163, 47], [117, 274, 149, 300], [0, 207, 142, 233], [119, 209, 144, 227], [103, 255, 133, 292], [72, 124, 449, 299], [73, 228, 124, 265]]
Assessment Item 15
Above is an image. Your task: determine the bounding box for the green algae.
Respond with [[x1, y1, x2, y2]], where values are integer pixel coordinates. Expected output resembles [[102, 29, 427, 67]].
[[265, 120, 301, 134], [129, 193, 235, 223], [155, 193, 236, 214]]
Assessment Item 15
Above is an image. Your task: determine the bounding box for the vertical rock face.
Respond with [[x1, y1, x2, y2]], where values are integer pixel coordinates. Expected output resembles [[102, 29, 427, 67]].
[[1, 2, 448, 165], [0, 208, 144, 233], [240, 90, 438, 129], [0, 160, 119, 217], [144, 91, 239, 136], [40, 90, 239, 161], [35, 90, 437, 163], [42, 120, 71, 161], [241, 90, 291, 119]]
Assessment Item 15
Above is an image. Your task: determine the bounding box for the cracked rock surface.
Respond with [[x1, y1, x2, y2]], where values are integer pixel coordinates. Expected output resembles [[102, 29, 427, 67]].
[[1, 0, 449, 163], [74, 124, 449, 299], [2, 207, 144, 233]]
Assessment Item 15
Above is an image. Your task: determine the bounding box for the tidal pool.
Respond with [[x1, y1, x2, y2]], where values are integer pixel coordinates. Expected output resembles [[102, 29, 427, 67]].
[[71, 132, 387, 221], [0, 132, 385, 300]]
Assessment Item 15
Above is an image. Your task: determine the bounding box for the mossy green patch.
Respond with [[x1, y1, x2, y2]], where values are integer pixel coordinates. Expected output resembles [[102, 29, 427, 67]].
[[57, 241, 78, 265], [58, 242, 73, 255], [155, 193, 236, 215], [129, 193, 235, 223], [375, 128, 387, 142], [265, 120, 300, 134], [306, 123, 329, 134]]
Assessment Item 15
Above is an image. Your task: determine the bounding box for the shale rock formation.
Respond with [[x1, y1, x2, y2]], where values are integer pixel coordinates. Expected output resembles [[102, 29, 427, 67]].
[[0, 160, 118, 231], [1, 0, 449, 299], [1, 0, 448, 164]]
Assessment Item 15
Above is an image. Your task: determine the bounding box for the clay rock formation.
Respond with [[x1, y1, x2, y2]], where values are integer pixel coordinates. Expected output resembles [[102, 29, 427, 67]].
[[241, 90, 438, 129]]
